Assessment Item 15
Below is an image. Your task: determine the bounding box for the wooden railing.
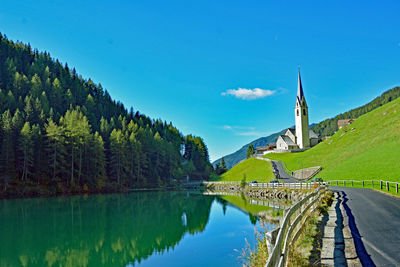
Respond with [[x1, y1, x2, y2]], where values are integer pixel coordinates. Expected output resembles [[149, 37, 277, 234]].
[[265, 187, 326, 267], [327, 180, 400, 194], [203, 181, 325, 190]]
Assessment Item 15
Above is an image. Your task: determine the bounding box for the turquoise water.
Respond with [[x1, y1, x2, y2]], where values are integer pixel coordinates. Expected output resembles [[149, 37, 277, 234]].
[[0, 191, 280, 267]]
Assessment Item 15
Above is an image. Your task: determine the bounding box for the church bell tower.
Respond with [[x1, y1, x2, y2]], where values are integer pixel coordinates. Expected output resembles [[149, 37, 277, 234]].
[[295, 70, 310, 149]]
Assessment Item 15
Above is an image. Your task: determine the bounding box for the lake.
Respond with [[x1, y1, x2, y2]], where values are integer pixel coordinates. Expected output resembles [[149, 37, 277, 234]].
[[0, 191, 287, 267]]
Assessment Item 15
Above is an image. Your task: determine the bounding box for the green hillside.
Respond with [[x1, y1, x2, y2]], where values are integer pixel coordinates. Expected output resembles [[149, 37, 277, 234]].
[[214, 86, 400, 170], [265, 97, 400, 181], [0, 32, 211, 196], [212, 158, 275, 182]]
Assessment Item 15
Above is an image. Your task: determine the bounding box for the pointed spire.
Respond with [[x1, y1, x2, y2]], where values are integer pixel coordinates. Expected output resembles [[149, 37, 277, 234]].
[[297, 68, 305, 103]]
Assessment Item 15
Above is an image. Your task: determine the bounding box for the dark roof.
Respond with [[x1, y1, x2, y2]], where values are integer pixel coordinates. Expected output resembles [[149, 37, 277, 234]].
[[256, 143, 276, 151], [309, 129, 318, 139], [287, 128, 296, 135], [279, 135, 297, 146], [297, 71, 305, 104]]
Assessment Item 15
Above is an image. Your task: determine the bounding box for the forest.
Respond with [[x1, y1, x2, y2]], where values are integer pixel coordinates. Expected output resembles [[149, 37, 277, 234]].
[[0, 32, 212, 196]]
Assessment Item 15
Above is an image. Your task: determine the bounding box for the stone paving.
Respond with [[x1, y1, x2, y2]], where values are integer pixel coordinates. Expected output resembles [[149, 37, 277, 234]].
[[321, 192, 361, 266]]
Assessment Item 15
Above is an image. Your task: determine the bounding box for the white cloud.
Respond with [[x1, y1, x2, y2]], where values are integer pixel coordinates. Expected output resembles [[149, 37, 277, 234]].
[[237, 131, 270, 136], [219, 125, 269, 137], [221, 88, 276, 100], [220, 125, 255, 131]]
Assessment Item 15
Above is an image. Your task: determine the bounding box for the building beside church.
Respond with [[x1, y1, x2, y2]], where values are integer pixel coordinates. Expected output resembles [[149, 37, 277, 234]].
[[338, 119, 356, 129], [276, 71, 319, 151]]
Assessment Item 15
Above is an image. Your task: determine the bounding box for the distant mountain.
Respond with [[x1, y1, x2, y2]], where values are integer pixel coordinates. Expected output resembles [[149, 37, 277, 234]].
[[214, 86, 400, 169], [213, 129, 285, 169]]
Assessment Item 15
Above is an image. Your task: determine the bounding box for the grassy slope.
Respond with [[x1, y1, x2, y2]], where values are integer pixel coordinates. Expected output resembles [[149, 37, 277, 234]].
[[265, 97, 400, 181], [212, 158, 275, 182]]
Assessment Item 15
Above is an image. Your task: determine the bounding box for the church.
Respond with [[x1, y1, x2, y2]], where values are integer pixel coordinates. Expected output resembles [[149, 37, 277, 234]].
[[276, 71, 319, 151]]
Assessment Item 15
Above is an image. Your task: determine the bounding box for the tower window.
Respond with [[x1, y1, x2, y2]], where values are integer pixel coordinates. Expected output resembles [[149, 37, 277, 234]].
[[303, 109, 306, 115], [297, 110, 299, 116]]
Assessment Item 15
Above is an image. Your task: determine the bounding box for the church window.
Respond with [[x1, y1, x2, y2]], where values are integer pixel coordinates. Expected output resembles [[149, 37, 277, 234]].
[[297, 110, 299, 116], [303, 109, 306, 116]]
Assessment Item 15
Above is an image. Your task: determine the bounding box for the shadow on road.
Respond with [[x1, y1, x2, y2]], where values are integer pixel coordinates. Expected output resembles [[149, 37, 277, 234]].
[[339, 191, 376, 267]]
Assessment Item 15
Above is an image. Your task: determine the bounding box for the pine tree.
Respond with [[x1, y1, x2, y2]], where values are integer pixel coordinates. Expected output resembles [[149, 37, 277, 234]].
[[45, 119, 65, 182], [220, 157, 227, 174], [247, 144, 255, 158], [109, 129, 127, 185], [0, 110, 16, 179], [18, 122, 33, 181], [30, 74, 42, 99], [60, 108, 91, 185]]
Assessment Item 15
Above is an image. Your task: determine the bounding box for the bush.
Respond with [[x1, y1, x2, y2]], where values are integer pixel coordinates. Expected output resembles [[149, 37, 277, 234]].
[[240, 174, 246, 189]]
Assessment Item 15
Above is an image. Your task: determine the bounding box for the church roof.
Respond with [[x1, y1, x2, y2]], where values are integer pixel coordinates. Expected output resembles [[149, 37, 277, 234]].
[[279, 135, 297, 146], [309, 129, 318, 139], [287, 128, 296, 135], [297, 71, 305, 104]]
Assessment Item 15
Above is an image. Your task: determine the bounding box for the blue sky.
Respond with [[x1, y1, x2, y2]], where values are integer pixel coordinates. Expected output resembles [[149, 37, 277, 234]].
[[1, 0, 400, 161]]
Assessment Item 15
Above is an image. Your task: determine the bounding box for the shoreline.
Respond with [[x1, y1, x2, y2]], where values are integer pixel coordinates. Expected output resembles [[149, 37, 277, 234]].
[[0, 183, 204, 200]]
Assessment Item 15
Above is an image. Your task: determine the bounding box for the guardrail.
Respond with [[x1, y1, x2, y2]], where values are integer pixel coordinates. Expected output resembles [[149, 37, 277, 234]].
[[327, 180, 400, 194], [203, 181, 325, 190], [266, 187, 326, 267]]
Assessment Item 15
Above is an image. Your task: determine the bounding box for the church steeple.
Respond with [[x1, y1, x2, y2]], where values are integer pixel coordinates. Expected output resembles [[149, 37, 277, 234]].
[[297, 70, 305, 103], [294, 69, 310, 149]]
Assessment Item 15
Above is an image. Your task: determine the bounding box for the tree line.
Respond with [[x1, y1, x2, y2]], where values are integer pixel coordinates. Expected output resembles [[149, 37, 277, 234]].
[[0, 32, 211, 195]]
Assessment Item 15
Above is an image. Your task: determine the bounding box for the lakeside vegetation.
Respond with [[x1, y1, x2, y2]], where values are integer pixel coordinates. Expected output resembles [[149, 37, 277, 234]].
[[211, 158, 275, 182], [265, 97, 400, 181], [0, 33, 211, 197]]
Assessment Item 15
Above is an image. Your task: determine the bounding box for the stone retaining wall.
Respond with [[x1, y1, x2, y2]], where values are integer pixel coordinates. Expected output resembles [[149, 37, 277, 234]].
[[293, 166, 322, 180]]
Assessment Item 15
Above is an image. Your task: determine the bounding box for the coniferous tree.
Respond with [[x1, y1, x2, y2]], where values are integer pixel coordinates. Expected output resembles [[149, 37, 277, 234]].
[[109, 129, 127, 185], [0, 110, 16, 179], [45, 119, 65, 182], [247, 144, 255, 158], [18, 122, 33, 181]]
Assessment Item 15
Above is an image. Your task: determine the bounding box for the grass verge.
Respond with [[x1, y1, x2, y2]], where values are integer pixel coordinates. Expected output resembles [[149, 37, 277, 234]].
[[328, 180, 400, 197]]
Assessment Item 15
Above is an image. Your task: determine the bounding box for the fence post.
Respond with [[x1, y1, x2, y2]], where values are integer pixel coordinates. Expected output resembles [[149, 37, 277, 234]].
[[344, 181, 346, 187], [386, 181, 389, 192], [336, 180, 338, 186], [362, 181, 364, 187], [380, 180, 383, 190], [397, 183, 399, 194], [372, 180, 374, 188], [351, 180, 354, 187]]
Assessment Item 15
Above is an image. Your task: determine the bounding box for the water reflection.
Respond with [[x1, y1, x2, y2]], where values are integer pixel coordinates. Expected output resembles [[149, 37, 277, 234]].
[[0, 191, 287, 267], [0, 192, 213, 267]]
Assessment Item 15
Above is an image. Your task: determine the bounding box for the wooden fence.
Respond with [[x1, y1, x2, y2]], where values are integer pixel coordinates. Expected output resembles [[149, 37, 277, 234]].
[[327, 180, 400, 194], [203, 181, 325, 190], [266, 186, 327, 267]]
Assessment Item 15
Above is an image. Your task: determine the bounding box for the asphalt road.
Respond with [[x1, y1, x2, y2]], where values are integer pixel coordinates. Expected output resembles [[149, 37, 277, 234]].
[[271, 160, 299, 183], [330, 187, 400, 267]]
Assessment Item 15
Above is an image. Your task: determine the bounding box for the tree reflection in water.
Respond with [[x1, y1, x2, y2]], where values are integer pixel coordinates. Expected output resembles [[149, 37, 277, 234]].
[[0, 192, 213, 267]]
